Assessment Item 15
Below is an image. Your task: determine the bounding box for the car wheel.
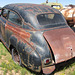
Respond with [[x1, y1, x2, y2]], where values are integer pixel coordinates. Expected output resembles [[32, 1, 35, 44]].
[[12, 48, 22, 65]]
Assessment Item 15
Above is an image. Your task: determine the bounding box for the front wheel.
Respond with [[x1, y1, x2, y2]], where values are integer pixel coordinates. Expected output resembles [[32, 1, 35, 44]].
[[12, 48, 22, 65]]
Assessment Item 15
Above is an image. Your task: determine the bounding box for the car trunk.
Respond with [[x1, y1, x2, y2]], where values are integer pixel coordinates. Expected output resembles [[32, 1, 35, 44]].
[[43, 27, 75, 63]]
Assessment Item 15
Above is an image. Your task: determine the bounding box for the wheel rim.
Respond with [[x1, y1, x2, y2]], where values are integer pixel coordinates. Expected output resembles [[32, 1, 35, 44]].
[[12, 48, 21, 65]]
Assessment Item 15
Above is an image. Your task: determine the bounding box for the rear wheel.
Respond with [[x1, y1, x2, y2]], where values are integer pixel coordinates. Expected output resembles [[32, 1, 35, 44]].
[[12, 48, 22, 65]]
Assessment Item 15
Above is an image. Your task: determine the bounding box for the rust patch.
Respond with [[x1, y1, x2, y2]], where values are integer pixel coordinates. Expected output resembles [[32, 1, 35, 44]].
[[61, 5, 75, 26], [5, 22, 30, 39]]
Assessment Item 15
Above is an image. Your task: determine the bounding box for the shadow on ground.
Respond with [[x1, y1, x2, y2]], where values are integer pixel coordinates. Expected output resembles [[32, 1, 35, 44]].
[[55, 57, 75, 72], [52, 57, 75, 75]]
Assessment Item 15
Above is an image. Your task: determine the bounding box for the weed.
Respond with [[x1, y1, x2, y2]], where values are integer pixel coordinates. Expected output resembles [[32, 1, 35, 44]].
[[3, 69, 7, 75], [0, 56, 2, 59], [68, 70, 75, 75], [0, 49, 6, 56], [15, 69, 19, 73], [60, 73, 65, 75], [21, 68, 26, 75]]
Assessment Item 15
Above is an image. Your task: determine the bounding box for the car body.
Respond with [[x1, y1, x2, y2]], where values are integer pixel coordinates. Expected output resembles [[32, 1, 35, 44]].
[[0, 3, 75, 74], [41, 2, 63, 10], [61, 5, 75, 27]]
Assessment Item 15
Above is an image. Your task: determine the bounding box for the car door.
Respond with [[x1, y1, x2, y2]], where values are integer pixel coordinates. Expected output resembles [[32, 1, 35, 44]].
[[5, 10, 23, 45], [0, 9, 9, 41]]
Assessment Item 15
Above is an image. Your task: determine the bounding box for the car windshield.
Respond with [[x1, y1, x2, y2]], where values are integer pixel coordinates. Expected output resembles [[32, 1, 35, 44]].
[[37, 13, 66, 29]]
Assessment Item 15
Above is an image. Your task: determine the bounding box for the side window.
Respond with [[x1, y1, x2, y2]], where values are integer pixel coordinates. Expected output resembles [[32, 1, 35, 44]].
[[8, 11, 22, 26], [2, 9, 8, 19]]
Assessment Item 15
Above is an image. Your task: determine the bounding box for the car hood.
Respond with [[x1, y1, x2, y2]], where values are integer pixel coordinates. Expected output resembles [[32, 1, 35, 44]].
[[43, 27, 75, 63]]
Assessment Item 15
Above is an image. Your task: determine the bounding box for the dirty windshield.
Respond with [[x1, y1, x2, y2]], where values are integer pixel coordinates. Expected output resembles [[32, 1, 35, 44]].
[[37, 13, 66, 29]]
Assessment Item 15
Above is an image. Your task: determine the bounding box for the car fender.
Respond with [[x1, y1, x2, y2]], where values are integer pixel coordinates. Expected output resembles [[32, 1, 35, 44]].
[[9, 34, 42, 72]]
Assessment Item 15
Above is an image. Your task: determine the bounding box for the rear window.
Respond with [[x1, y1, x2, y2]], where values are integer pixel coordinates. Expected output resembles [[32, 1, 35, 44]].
[[37, 13, 66, 29]]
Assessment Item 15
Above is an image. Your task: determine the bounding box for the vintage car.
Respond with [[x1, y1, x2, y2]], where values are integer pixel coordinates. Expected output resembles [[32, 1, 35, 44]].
[[41, 2, 63, 10], [0, 3, 75, 75], [61, 5, 75, 27]]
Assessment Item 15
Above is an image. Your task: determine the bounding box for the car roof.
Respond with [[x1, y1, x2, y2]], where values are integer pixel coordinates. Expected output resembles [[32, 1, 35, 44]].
[[3, 3, 60, 16]]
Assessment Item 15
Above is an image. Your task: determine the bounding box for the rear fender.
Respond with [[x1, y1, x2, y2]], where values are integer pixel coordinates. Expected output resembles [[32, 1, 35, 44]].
[[9, 34, 41, 72]]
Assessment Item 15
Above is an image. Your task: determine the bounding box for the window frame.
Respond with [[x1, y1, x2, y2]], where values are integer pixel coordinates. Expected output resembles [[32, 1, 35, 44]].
[[37, 13, 66, 26], [8, 10, 23, 27], [1, 8, 35, 30], [2, 8, 9, 19]]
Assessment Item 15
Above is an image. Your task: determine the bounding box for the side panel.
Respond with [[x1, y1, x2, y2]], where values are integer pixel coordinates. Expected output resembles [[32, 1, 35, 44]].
[[5, 21, 42, 72], [0, 17, 7, 41], [5, 21, 30, 46]]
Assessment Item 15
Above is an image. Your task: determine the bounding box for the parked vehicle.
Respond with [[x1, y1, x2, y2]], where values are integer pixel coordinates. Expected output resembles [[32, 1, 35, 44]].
[[0, 3, 75, 75], [41, 1, 63, 10], [61, 5, 75, 27]]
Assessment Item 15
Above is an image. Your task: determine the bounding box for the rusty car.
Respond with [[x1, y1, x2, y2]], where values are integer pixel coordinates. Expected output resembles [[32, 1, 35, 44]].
[[61, 5, 75, 27], [41, 0, 63, 10], [0, 3, 75, 75]]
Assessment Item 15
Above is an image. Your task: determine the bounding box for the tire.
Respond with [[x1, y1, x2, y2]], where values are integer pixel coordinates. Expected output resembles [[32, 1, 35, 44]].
[[12, 48, 22, 65]]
